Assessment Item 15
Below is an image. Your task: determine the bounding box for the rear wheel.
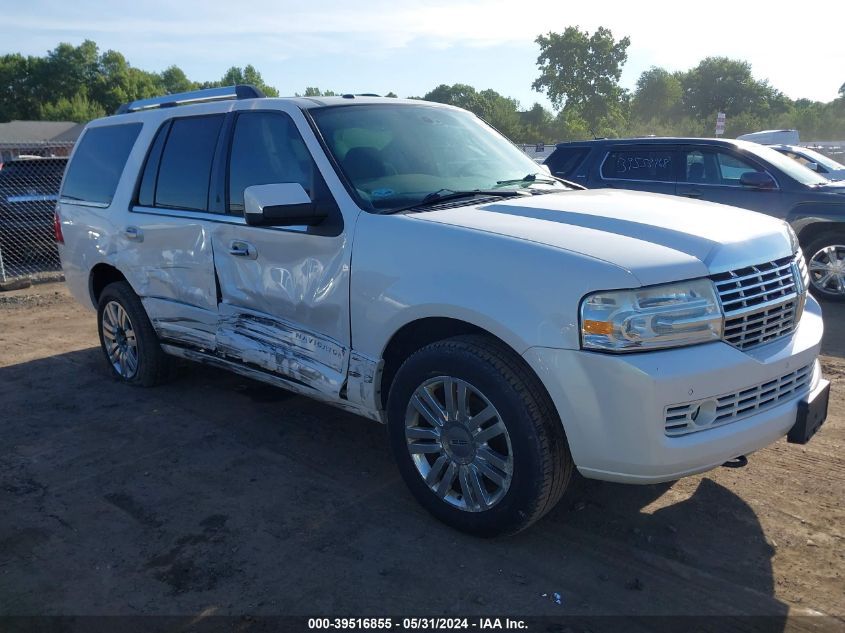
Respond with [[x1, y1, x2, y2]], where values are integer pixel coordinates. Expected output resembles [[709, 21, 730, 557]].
[[97, 281, 169, 386], [805, 231, 845, 302], [387, 335, 572, 536]]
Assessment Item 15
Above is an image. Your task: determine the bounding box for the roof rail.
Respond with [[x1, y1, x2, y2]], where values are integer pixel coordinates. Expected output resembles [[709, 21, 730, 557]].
[[115, 85, 265, 115], [340, 93, 382, 99]]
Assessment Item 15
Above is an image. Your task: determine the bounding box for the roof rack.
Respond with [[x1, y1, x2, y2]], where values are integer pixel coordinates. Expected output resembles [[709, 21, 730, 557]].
[[340, 93, 382, 99], [115, 85, 265, 115]]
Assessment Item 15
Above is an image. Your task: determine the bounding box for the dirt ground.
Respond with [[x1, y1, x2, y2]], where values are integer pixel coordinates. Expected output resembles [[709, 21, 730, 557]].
[[0, 282, 843, 624]]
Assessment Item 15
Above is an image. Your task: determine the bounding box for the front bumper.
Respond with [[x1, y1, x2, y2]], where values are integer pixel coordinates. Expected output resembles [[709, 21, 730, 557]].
[[523, 295, 825, 484]]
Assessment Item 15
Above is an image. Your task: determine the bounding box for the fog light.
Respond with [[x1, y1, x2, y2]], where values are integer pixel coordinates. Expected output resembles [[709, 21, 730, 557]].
[[691, 399, 718, 427]]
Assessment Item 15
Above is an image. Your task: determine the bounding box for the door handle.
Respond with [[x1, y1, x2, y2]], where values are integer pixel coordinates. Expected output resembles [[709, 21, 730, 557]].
[[124, 226, 143, 242], [228, 240, 257, 259]]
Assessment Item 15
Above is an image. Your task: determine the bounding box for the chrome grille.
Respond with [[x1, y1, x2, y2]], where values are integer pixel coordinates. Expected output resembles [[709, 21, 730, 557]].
[[665, 363, 813, 436], [711, 256, 800, 350]]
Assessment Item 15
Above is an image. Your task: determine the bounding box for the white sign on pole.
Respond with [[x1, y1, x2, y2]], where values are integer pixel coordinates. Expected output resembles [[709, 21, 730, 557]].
[[715, 112, 726, 136]]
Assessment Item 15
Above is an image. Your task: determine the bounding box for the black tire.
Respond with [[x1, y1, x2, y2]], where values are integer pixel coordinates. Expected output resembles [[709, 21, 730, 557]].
[[803, 231, 845, 303], [387, 334, 573, 537], [96, 281, 170, 386]]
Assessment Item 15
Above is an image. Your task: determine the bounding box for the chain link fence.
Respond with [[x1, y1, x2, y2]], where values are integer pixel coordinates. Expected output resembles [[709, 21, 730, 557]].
[[0, 142, 74, 288]]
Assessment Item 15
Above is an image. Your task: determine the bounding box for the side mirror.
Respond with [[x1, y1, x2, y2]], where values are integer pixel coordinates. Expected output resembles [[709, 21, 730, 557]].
[[243, 183, 327, 227], [739, 171, 776, 190], [805, 162, 819, 172]]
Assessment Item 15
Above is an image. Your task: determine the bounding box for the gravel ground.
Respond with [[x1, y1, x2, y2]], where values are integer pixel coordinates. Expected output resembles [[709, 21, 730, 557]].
[[0, 283, 843, 625]]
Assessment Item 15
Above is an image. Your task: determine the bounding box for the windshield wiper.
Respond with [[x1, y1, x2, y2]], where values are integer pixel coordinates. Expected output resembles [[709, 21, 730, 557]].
[[495, 173, 559, 186], [494, 173, 585, 190], [383, 189, 528, 214]]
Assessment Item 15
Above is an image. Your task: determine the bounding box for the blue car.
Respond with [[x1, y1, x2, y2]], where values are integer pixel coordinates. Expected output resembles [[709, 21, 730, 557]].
[[544, 137, 845, 301]]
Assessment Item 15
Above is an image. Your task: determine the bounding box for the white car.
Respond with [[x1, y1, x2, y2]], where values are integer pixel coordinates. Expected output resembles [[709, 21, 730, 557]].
[[770, 144, 845, 181], [56, 86, 830, 535]]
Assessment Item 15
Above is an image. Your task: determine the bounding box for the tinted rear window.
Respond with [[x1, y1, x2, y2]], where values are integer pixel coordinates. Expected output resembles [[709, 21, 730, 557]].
[[61, 124, 142, 205], [155, 115, 224, 211], [602, 149, 675, 182], [545, 147, 589, 177]]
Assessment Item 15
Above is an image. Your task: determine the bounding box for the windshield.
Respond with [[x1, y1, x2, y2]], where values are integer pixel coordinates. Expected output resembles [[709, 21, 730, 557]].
[[310, 103, 567, 212], [794, 147, 845, 172], [737, 141, 829, 186]]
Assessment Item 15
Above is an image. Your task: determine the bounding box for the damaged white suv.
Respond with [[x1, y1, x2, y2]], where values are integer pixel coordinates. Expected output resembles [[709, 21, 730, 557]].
[[57, 86, 830, 535]]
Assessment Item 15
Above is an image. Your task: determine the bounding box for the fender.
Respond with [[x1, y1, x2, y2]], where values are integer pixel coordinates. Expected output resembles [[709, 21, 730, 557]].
[[787, 201, 845, 239]]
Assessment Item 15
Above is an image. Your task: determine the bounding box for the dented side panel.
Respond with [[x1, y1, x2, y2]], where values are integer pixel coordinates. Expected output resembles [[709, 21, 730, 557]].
[[211, 222, 353, 398], [216, 304, 347, 396], [143, 297, 218, 351], [117, 215, 218, 338], [347, 351, 383, 416]]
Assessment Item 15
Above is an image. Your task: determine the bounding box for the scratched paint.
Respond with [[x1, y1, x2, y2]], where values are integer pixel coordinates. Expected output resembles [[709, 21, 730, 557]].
[[217, 306, 348, 397]]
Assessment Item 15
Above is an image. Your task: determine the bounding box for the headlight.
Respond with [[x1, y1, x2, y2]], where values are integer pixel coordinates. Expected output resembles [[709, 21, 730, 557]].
[[580, 278, 723, 352]]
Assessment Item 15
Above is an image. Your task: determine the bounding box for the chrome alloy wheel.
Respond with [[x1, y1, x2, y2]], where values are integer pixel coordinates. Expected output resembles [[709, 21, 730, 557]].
[[101, 300, 139, 379], [809, 244, 845, 296], [404, 376, 513, 512]]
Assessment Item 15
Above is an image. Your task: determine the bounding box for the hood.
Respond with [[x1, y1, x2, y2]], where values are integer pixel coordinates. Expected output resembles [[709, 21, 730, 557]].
[[817, 177, 845, 189], [411, 189, 794, 286]]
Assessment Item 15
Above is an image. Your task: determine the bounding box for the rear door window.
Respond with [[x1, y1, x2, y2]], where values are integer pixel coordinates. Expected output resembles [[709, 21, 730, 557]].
[[682, 150, 719, 184], [154, 115, 224, 211], [601, 149, 675, 182], [61, 123, 142, 205]]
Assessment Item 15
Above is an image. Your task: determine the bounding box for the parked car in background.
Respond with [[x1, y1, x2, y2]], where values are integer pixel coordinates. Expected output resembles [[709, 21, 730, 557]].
[[737, 129, 800, 145], [57, 87, 828, 535], [0, 157, 67, 269], [544, 138, 845, 301], [769, 144, 845, 181]]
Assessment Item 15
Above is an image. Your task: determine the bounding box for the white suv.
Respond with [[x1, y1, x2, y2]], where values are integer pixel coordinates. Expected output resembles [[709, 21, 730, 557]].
[[57, 86, 830, 535]]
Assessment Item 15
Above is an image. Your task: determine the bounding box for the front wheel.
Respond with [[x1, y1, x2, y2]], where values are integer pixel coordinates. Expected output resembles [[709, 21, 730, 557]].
[[387, 335, 572, 536], [805, 231, 845, 302], [97, 281, 170, 386]]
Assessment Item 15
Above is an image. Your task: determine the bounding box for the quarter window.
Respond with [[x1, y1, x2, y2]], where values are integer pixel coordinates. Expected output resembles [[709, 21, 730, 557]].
[[61, 123, 142, 205], [228, 112, 316, 214], [602, 150, 674, 182], [154, 115, 224, 211], [546, 147, 589, 178]]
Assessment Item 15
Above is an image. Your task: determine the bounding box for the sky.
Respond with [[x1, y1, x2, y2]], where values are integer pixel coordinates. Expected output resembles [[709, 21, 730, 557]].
[[3, 0, 844, 109]]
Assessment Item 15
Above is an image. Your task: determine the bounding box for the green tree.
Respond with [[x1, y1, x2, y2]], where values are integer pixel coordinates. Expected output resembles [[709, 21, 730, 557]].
[[92, 49, 164, 114], [34, 40, 99, 105], [160, 65, 195, 94], [478, 89, 523, 139], [0, 53, 40, 120], [532, 26, 630, 133], [385, 91, 398, 98], [303, 87, 338, 97], [520, 103, 554, 140], [423, 83, 484, 113], [680, 57, 783, 119], [631, 67, 683, 122], [423, 84, 526, 140], [215, 65, 279, 96], [40, 93, 106, 122], [0, 40, 283, 123]]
